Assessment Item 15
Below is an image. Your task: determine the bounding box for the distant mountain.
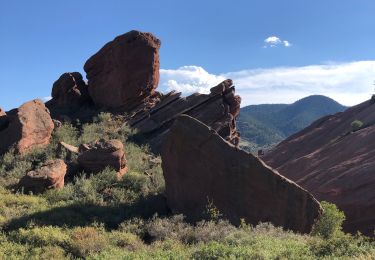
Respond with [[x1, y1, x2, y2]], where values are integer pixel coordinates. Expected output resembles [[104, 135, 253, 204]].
[[238, 95, 347, 151]]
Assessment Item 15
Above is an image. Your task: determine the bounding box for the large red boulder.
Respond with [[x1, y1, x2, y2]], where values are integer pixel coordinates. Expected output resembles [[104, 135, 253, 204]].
[[161, 115, 321, 233], [18, 159, 67, 194], [0, 100, 54, 155], [84, 30, 161, 110], [77, 139, 128, 178]]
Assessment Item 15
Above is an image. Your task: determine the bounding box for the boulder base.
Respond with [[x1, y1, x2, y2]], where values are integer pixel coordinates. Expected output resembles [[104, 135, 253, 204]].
[[162, 115, 322, 233]]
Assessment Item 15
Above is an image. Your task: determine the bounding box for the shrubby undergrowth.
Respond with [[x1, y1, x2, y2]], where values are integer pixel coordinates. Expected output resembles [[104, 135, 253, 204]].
[[0, 113, 373, 259]]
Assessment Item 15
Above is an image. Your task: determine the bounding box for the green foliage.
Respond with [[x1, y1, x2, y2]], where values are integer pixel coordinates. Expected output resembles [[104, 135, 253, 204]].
[[351, 119, 364, 132], [312, 201, 346, 239], [205, 198, 223, 221], [70, 226, 109, 258]]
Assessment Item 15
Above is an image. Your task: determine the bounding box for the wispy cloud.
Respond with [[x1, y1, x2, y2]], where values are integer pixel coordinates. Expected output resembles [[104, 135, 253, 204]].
[[42, 96, 52, 102], [159, 61, 375, 106], [264, 36, 292, 48]]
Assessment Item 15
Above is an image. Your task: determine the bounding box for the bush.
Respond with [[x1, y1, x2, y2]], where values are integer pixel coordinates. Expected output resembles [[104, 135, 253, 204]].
[[9, 226, 69, 248], [311, 201, 345, 239], [70, 226, 109, 258], [351, 120, 364, 132]]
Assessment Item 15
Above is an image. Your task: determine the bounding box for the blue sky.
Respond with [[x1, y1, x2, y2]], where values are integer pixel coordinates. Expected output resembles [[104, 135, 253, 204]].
[[1, 0, 375, 110]]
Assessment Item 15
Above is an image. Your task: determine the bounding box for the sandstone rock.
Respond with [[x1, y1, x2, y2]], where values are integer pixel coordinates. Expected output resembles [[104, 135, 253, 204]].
[[161, 115, 321, 233], [0, 100, 54, 155], [84, 30, 161, 110], [129, 80, 241, 152], [262, 99, 375, 236], [46, 72, 96, 123], [0, 107, 8, 131], [60, 141, 79, 154], [77, 139, 128, 178], [51, 72, 90, 106], [18, 159, 67, 194]]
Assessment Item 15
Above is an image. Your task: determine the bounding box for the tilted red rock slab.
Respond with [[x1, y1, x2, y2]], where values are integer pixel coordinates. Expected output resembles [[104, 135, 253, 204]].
[[262, 100, 375, 236], [162, 115, 321, 233], [129, 79, 241, 152]]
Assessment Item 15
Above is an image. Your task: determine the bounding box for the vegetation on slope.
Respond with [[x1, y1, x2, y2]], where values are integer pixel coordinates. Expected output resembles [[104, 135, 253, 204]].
[[0, 113, 373, 259], [238, 95, 346, 152]]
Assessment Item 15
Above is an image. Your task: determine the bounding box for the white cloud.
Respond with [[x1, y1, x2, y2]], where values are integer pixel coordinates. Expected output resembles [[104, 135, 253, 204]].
[[264, 36, 291, 48], [42, 96, 52, 102], [159, 61, 375, 107], [283, 40, 291, 47], [159, 66, 225, 94]]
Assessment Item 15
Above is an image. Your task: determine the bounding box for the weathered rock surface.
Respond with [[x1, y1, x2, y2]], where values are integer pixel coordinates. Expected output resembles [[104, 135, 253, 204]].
[[161, 115, 321, 233], [0, 100, 54, 155], [129, 79, 241, 152], [0, 107, 8, 131], [84, 30, 161, 110], [46, 72, 95, 122], [18, 159, 67, 193], [51, 72, 90, 106], [77, 139, 128, 178], [262, 100, 375, 235]]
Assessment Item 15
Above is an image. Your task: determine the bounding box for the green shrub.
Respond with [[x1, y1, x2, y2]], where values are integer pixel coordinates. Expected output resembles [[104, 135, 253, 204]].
[[312, 201, 345, 239], [69, 226, 109, 258], [351, 120, 364, 132], [9, 226, 70, 248], [108, 230, 143, 251]]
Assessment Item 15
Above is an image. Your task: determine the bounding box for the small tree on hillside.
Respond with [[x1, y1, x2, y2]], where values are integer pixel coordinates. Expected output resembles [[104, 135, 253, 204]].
[[351, 120, 364, 132]]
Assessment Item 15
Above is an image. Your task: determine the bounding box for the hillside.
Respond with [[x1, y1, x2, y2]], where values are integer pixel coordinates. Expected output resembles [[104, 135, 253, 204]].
[[262, 99, 375, 236], [238, 95, 346, 151]]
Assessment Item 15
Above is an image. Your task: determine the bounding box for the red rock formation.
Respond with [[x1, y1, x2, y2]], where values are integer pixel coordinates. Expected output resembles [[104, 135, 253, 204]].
[[47, 31, 240, 152], [18, 159, 67, 194], [50, 72, 90, 107], [0, 107, 7, 131], [84, 30, 161, 110], [262, 100, 375, 236], [129, 79, 241, 152], [46, 72, 95, 122], [77, 139, 128, 178], [0, 100, 54, 155], [162, 115, 321, 233]]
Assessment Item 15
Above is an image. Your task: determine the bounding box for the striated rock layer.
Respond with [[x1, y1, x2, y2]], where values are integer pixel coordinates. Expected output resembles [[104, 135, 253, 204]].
[[162, 115, 321, 234], [0, 100, 54, 155], [84, 30, 161, 111], [262, 100, 375, 235], [129, 79, 241, 152]]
